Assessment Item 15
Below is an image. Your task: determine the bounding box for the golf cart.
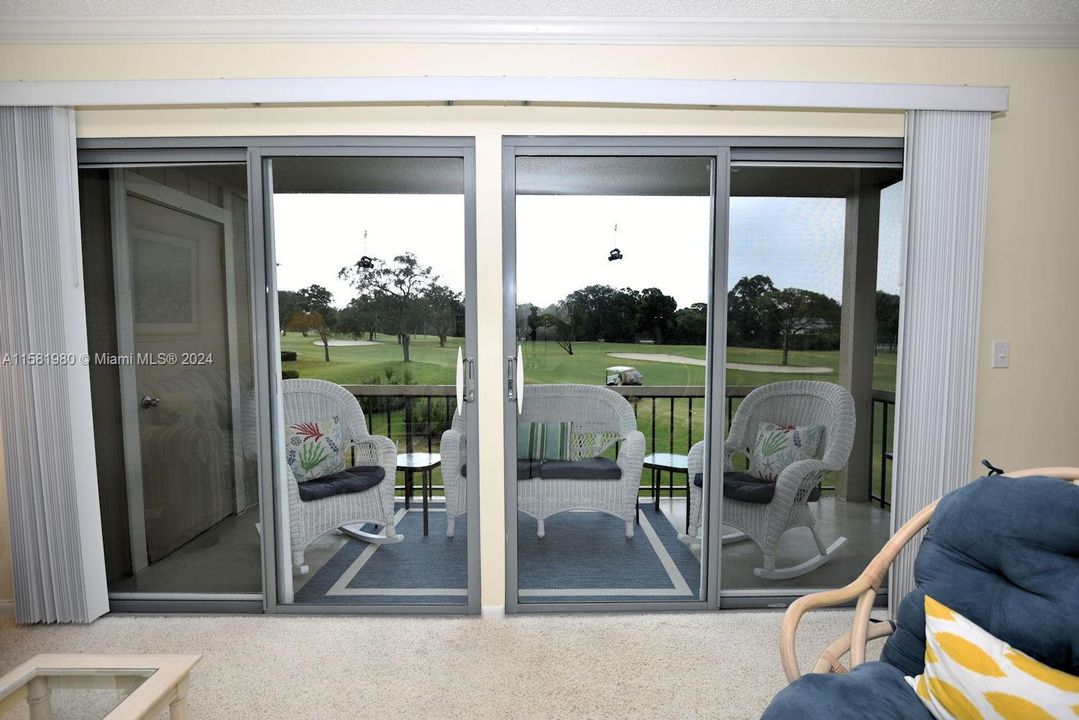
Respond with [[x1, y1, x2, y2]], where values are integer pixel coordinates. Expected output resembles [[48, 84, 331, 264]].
[[605, 366, 643, 386]]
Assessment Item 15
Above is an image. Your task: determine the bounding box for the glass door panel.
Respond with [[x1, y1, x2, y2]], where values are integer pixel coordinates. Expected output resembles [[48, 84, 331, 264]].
[[510, 153, 717, 606], [722, 164, 903, 594], [266, 154, 474, 608], [79, 164, 261, 597]]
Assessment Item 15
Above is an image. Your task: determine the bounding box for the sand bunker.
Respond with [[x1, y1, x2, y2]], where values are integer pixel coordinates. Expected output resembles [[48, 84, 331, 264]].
[[606, 352, 832, 374], [313, 339, 382, 347]]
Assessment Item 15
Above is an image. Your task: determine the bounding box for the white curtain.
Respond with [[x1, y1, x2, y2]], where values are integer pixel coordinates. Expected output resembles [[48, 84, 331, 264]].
[[889, 110, 992, 610], [0, 106, 109, 623]]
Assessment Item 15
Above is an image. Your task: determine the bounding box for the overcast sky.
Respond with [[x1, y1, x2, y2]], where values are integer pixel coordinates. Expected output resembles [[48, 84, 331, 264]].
[[272, 182, 902, 310]]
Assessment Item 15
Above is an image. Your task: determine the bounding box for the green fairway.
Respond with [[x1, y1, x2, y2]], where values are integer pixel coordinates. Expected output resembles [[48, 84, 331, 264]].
[[281, 333, 896, 392], [280, 333, 895, 503]]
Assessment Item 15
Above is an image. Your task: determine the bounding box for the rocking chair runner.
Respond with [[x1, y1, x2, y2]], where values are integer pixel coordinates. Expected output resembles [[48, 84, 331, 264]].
[[686, 381, 855, 580], [766, 467, 1079, 720]]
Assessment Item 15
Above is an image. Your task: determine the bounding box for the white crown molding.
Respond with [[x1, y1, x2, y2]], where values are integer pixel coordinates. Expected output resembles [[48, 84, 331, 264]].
[[0, 15, 1077, 47], [0, 75, 1010, 112]]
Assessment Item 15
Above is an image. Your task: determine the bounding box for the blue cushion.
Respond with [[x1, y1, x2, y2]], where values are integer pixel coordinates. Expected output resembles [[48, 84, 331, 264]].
[[691, 472, 821, 502], [297, 465, 385, 502], [462, 460, 542, 480], [539, 458, 622, 480], [762, 661, 932, 720], [880, 475, 1079, 678]]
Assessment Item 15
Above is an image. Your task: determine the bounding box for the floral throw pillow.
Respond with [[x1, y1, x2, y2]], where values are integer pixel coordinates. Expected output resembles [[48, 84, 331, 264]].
[[747, 422, 824, 482], [285, 417, 346, 483]]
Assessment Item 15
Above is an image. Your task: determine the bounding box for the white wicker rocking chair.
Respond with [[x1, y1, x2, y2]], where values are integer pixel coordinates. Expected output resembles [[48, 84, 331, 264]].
[[281, 379, 399, 572], [686, 381, 856, 580]]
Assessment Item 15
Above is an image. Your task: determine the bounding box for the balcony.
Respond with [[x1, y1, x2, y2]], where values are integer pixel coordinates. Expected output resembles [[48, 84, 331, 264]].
[[343, 382, 894, 593]]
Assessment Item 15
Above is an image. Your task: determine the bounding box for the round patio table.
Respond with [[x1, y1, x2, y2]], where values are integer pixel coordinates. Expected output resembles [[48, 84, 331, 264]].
[[398, 452, 441, 536], [643, 452, 690, 532]]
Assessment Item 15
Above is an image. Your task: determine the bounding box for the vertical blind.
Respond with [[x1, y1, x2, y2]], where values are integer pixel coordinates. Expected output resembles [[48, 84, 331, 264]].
[[0, 106, 108, 623], [890, 110, 992, 610]]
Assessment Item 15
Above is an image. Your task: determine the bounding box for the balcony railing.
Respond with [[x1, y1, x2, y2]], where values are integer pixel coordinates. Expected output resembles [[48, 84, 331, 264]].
[[870, 389, 896, 508], [342, 383, 894, 506]]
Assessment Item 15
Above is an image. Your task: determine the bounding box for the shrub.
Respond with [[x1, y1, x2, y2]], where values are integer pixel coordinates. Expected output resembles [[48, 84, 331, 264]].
[[281, 351, 298, 362], [282, 369, 300, 380]]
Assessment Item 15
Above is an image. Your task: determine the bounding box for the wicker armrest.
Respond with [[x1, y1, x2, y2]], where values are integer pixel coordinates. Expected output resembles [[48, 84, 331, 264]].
[[779, 500, 939, 682]]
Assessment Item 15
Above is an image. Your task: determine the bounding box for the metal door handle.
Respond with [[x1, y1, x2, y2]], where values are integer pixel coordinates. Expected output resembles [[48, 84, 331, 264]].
[[141, 395, 160, 409]]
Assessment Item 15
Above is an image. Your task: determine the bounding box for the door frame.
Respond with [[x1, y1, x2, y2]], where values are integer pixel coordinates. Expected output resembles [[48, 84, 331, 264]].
[[251, 138, 482, 616], [107, 167, 246, 596], [501, 137, 731, 613]]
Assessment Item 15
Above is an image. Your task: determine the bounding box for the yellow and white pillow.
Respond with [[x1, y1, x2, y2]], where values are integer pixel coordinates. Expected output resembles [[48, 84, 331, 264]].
[[907, 595, 1079, 720]]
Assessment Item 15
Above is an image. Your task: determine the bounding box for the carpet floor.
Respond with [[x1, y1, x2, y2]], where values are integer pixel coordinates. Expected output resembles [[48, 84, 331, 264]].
[[0, 609, 873, 719]]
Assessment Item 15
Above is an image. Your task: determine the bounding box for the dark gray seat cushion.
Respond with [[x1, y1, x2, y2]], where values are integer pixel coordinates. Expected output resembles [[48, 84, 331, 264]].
[[539, 458, 622, 480], [463, 459, 542, 480], [691, 472, 821, 503], [297, 465, 385, 502], [880, 475, 1079, 678], [762, 661, 932, 720]]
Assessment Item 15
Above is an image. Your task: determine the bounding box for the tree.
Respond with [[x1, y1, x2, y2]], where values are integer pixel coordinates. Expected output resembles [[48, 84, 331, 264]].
[[876, 291, 901, 353], [297, 280, 338, 360], [425, 283, 463, 348], [670, 303, 708, 345], [759, 287, 840, 365], [277, 290, 304, 335], [340, 252, 437, 363], [561, 285, 639, 342], [635, 287, 678, 345], [540, 313, 577, 355], [337, 295, 380, 341], [727, 275, 776, 347]]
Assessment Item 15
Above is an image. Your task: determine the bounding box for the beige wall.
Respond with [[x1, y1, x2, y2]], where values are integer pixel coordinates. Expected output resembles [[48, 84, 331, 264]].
[[0, 43, 1076, 608]]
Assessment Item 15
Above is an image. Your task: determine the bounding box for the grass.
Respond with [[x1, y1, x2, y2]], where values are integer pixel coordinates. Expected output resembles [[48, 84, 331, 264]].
[[281, 333, 895, 502]]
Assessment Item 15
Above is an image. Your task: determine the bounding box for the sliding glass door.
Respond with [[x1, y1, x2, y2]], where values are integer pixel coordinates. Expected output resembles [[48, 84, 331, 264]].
[[78, 139, 480, 614], [503, 142, 729, 610], [258, 145, 480, 612], [502, 138, 905, 612], [721, 163, 903, 601]]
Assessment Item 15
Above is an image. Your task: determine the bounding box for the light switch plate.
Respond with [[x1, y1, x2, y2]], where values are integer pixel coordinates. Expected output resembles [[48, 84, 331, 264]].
[[992, 340, 1010, 368]]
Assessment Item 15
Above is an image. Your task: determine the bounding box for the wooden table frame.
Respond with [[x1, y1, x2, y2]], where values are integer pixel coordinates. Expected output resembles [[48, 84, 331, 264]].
[[0, 654, 201, 720]]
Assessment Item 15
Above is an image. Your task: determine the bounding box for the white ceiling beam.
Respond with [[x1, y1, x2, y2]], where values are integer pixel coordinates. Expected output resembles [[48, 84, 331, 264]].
[[0, 75, 1009, 112], [0, 15, 1076, 48]]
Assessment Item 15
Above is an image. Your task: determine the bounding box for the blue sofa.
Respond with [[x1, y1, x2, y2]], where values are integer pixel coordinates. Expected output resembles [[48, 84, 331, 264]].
[[763, 474, 1079, 719]]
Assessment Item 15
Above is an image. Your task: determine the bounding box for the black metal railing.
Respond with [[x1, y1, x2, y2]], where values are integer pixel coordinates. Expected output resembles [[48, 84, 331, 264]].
[[341, 383, 894, 505], [342, 384, 457, 495], [869, 389, 896, 508]]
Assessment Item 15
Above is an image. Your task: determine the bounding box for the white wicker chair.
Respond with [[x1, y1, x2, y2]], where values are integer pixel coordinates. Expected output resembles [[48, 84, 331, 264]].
[[442, 385, 645, 538], [282, 379, 398, 571], [686, 381, 856, 580], [517, 384, 645, 538], [440, 411, 467, 538]]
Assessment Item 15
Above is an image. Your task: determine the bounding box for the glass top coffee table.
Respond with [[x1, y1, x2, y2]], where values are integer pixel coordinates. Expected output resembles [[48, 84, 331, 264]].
[[0, 654, 200, 720]]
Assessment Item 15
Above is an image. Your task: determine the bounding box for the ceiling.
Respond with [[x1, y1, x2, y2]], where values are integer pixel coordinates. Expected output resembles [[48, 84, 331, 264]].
[[272, 156, 464, 194], [2, 1, 1077, 21], [2, 0, 1077, 46], [245, 155, 902, 197]]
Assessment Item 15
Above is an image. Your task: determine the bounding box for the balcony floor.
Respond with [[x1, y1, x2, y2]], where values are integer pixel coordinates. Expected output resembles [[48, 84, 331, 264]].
[[106, 493, 891, 601], [656, 494, 892, 592]]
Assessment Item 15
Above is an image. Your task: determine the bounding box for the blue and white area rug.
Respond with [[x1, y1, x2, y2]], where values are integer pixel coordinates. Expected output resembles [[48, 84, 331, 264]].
[[295, 504, 468, 606], [517, 505, 701, 603], [296, 503, 700, 605]]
